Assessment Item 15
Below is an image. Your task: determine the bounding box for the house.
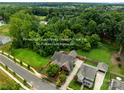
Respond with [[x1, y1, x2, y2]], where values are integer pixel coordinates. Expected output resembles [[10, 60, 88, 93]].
[[77, 63, 97, 88], [109, 79, 124, 90], [51, 50, 77, 72], [77, 62, 108, 88], [0, 36, 11, 45]]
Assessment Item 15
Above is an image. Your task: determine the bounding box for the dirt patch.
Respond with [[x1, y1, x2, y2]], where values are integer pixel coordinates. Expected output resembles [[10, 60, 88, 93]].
[[111, 51, 124, 65]]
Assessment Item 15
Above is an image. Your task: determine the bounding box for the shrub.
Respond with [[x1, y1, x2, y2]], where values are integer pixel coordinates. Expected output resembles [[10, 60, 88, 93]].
[[56, 73, 66, 87], [46, 64, 60, 77]]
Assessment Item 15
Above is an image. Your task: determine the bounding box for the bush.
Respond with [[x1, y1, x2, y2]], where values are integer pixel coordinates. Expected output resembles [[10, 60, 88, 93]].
[[23, 79, 27, 85], [46, 64, 60, 77], [27, 65, 30, 69], [83, 42, 91, 51], [56, 73, 66, 87]]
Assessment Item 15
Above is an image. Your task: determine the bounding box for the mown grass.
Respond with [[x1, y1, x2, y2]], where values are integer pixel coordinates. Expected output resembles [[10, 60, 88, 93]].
[[77, 44, 112, 65], [0, 70, 21, 90], [0, 43, 12, 53], [0, 25, 10, 36], [11, 48, 49, 68], [69, 80, 81, 90], [101, 72, 110, 90]]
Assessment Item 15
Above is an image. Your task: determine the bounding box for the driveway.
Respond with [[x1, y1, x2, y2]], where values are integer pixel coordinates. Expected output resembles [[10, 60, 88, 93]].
[[94, 71, 105, 90], [0, 54, 56, 90]]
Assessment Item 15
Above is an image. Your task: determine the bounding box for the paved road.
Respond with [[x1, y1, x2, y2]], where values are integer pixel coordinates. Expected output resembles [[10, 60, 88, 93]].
[[60, 59, 84, 90], [0, 54, 56, 90], [94, 71, 105, 90]]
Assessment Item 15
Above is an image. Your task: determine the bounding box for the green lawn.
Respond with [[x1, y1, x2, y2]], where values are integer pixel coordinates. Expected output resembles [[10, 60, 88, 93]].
[[77, 44, 113, 65], [101, 72, 110, 90], [11, 48, 49, 68], [69, 80, 81, 90], [0, 25, 10, 36], [0, 43, 12, 53], [0, 70, 21, 90]]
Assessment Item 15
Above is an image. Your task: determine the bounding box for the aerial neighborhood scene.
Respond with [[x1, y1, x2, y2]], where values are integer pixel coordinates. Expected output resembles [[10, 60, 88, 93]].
[[0, 1, 124, 90]]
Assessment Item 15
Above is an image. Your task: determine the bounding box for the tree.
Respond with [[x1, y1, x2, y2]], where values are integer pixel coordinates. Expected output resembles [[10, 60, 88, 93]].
[[116, 20, 124, 55], [87, 20, 97, 34], [9, 10, 39, 48], [60, 29, 74, 38], [87, 34, 100, 47], [56, 73, 66, 87], [71, 23, 82, 33], [46, 64, 60, 77]]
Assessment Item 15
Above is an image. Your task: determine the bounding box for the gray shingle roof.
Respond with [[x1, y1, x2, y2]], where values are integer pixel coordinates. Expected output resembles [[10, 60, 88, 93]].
[[69, 50, 77, 58], [97, 62, 108, 72], [109, 79, 124, 90], [77, 63, 97, 82], [51, 51, 76, 71]]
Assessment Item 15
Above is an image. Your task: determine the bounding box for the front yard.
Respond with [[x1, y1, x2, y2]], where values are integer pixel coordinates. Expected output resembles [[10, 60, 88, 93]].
[[69, 80, 81, 90]]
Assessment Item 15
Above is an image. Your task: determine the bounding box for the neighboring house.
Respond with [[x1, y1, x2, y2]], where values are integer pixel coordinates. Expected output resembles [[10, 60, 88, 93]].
[[0, 36, 11, 45], [77, 63, 97, 88], [109, 79, 124, 90], [77, 62, 108, 88], [51, 50, 77, 72]]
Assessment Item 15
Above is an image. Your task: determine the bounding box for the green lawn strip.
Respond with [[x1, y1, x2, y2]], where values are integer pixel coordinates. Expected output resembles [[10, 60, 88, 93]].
[[0, 24, 10, 36], [101, 72, 110, 90], [0, 43, 12, 53], [69, 80, 81, 90], [0, 69, 21, 90], [11, 48, 49, 68]]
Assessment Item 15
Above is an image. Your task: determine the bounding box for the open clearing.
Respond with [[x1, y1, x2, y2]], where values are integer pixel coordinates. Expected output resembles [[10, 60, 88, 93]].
[[11, 48, 49, 68]]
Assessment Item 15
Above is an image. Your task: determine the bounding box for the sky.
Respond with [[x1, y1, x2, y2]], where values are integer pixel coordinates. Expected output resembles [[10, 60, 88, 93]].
[[0, 0, 124, 3]]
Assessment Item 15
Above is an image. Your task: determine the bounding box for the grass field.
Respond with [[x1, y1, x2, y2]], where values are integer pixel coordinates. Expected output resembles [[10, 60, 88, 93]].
[[69, 80, 81, 90], [0, 70, 21, 90], [11, 48, 49, 68], [0, 43, 12, 52], [0, 25, 10, 36], [77, 44, 114, 65]]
